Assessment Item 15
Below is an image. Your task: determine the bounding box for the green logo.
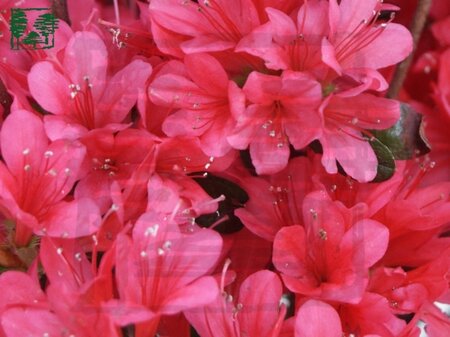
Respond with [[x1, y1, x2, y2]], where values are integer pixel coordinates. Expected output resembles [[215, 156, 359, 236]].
[[10, 8, 59, 50]]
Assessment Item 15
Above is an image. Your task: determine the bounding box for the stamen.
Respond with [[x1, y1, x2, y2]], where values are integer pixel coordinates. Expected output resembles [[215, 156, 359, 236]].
[[220, 258, 232, 292]]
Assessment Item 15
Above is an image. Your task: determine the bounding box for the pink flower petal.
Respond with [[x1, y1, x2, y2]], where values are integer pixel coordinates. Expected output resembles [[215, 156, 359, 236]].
[[2, 308, 66, 337], [184, 53, 228, 96], [343, 24, 413, 70], [63, 31, 108, 100], [238, 270, 284, 337], [43, 115, 89, 141], [181, 35, 236, 53], [1, 109, 47, 174], [40, 198, 101, 238], [28, 62, 71, 115], [295, 300, 342, 337], [340, 219, 389, 268], [161, 276, 219, 315], [320, 127, 378, 182], [97, 60, 152, 126], [266, 8, 297, 45]]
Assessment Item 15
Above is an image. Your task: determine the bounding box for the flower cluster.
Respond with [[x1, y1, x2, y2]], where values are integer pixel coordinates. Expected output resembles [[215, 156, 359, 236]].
[[0, 0, 448, 336]]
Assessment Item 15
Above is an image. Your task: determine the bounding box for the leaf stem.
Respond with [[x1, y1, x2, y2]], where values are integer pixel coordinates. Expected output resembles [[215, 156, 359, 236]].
[[387, 0, 433, 99]]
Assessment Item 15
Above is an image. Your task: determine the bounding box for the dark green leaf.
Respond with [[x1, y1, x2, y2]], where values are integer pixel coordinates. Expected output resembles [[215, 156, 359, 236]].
[[369, 137, 396, 183], [371, 103, 431, 160], [232, 67, 252, 88]]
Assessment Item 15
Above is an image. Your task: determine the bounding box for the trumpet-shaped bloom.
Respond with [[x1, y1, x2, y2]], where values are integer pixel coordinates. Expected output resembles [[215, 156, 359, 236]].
[[273, 191, 389, 304], [323, 0, 413, 76], [150, 53, 243, 157], [149, 0, 260, 55], [115, 211, 222, 336], [0, 110, 100, 246], [75, 128, 156, 213], [237, 1, 330, 72], [186, 270, 286, 337], [319, 93, 400, 182], [28, 31, 151, 140], [228, 71, 322, 175]]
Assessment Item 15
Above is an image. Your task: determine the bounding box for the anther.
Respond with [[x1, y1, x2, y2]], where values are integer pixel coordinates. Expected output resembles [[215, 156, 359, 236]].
[[145, 224, 159, 237], [44, 150, 54, 158], [318, 229, 327, 240], [163, 241, 172, 250], [47, 169, 57, 176]]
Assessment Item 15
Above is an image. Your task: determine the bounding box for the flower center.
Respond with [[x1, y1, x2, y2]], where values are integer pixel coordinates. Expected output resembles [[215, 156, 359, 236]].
[[92, 157, 119, 177], [69, 76, 96, 129], [19, 149, 71, 216], [193, 0, 243, 42]]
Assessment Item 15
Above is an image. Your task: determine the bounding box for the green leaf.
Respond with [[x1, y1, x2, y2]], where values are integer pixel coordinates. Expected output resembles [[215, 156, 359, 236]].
[[371, 103, 431, 160], [369, 136, 396, 183]]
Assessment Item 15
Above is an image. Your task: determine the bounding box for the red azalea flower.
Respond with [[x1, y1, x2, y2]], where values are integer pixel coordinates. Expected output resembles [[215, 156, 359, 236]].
[[75, 128, 156, 213], [115, 210, 222, 336], [322, 0, 412, 78], [319, 93, 400, 182], [273, 191, 389, 304], [235, 157, 315, 241], [338, 292, 406, 336], [149, 53, 243, 157], [228, 70, 322, 174], [186, 270, 286, 337], [0, 109, 100, 246], [149, 0, 261, 55], [237, 1, 330, 72], [28, 31, 152, 140]]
